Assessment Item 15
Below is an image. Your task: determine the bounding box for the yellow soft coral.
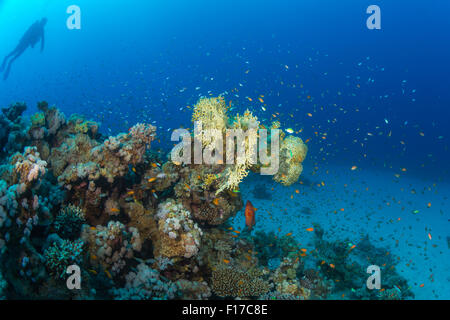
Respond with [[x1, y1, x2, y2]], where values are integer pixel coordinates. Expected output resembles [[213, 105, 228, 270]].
[[216, 164, 249, 195], [273, 135, 308, 186], [232, 109, 259, 131], [202, 173, 217, 187], [192, 97, 228, 149], [216, 109, 260, 194]]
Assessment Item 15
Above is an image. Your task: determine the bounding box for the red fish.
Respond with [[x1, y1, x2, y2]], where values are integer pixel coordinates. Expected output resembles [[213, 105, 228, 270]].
[[245, 200, 257, 231]]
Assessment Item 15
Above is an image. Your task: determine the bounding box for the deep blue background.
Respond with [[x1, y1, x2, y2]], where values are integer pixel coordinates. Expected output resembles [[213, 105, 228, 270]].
[[0, 0, 449, 179]]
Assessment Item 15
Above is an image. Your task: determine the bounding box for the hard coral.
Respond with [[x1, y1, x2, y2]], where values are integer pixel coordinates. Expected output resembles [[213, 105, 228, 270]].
[[211, 266, 270, 298], [44, 239, 84, 279], [111, 263, 178, 300], [51, 122, 156, 186], [154, 199, 202, 259], [82, 221, 142, 275], [54, 205, 86, 240], [12, 147, 47, 185]]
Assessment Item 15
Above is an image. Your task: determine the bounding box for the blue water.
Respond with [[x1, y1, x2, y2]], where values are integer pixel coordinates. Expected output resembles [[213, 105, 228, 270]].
[[0, 0, 449, 300]]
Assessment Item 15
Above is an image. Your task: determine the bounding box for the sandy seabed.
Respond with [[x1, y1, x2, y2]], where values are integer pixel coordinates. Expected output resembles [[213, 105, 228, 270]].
[[232, 164, 449, 300]]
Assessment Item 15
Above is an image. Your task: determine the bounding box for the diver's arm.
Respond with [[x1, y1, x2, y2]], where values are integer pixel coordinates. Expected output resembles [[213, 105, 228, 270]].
[[40, 31, 45, 52]]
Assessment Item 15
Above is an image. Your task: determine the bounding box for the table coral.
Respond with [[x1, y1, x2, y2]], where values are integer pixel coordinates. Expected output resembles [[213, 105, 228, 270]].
[[54, 205, 86, 240]]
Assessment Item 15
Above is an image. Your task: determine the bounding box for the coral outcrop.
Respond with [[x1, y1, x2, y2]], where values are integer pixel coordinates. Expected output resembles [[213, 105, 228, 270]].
[[154, 199, 202, 259], [273, 135, 308, 186]]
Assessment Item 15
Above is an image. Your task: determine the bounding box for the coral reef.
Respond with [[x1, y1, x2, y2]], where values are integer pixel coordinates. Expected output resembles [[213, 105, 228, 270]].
[[53, 205, 86, 240], [111, 263, 178, 300], [154, 199, 202, 259], [11, 146, 47, 186], [81, 221, 142, 275], [0, 102, 28, 159], [0, 100, 413, 301], [182, 97, 307, 194], [51, 121, 155, 186], [309, 229, 414, 300], [273, 135, 308, 186]]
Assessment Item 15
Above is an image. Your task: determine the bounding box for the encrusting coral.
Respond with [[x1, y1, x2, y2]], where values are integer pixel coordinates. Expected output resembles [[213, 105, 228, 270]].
[[154, 199, 202, 259], [211, 266, 270, 298]]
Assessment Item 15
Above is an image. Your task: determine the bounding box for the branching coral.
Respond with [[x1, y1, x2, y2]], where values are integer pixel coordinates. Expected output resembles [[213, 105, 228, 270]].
[[54, 205, 86, 240], [44, 239, 84, 279]]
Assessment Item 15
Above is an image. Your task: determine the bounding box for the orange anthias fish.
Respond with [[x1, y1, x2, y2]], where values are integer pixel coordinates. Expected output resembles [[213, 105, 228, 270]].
[[244, 200, 257, 231]]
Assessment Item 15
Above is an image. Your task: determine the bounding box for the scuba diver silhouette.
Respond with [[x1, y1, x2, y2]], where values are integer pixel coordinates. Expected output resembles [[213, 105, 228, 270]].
[[0, 18, 47, 80]]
